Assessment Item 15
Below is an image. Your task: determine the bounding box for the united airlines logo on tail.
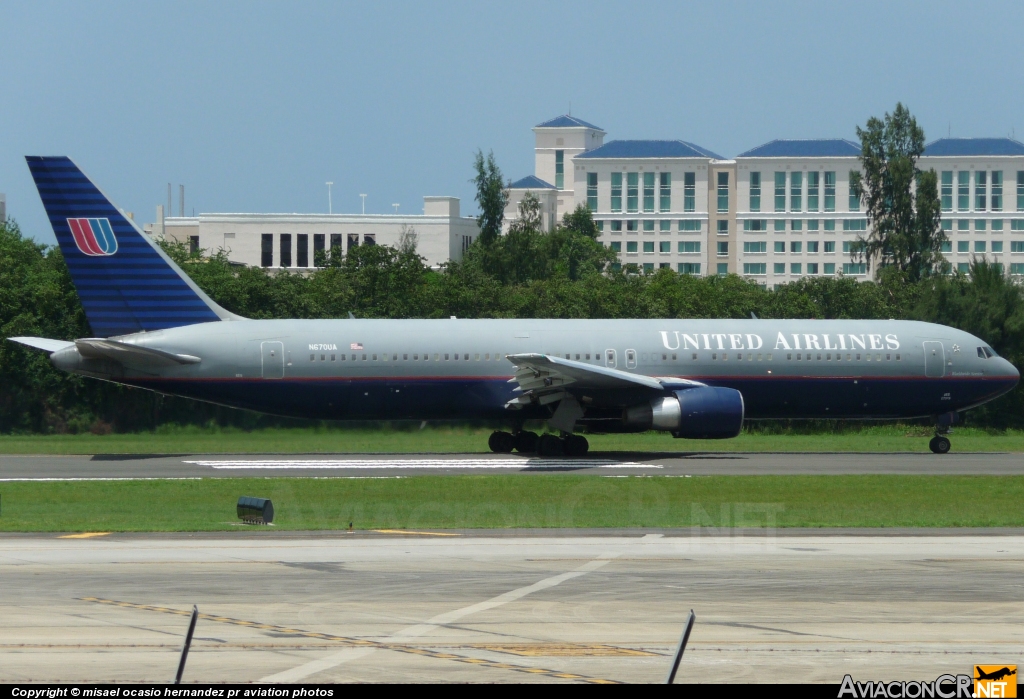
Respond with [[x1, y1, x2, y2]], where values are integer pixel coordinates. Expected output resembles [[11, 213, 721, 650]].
[[67, 218, 118, 256]]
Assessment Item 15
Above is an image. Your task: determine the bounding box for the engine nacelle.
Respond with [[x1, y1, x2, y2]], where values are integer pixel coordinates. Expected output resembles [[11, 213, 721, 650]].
[[623, 386, 744, 439]]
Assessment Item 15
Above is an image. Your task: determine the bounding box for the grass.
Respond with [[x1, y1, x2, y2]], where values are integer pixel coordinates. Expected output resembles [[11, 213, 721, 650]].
[[0, 476, 1022, 531], [0, 424, 1023, 454]]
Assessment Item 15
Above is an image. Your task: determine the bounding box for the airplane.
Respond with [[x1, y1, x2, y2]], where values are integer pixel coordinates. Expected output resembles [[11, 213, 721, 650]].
[[8, 157, 1020, 456], [975, 667, 1016, 682]]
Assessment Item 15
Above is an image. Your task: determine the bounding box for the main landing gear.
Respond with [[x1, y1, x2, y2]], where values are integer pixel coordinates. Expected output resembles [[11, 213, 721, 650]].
[[488, 430, 589, 457]]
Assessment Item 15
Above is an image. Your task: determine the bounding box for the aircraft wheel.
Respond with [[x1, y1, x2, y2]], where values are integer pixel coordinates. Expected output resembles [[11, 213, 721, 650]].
[[929, 435, 951, 454], [488, 431, 515, 453], [564, 435, 589, 457], [514, 431, 539, 453], [537, 434, 564, 457]]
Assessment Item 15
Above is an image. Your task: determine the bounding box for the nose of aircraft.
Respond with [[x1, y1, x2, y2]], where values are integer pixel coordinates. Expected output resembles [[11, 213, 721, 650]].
[[1004, 359, 1021, 384]]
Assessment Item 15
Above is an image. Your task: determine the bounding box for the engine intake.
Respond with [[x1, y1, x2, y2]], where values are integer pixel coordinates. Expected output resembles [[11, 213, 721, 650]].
[[624, 386, 744, 439]]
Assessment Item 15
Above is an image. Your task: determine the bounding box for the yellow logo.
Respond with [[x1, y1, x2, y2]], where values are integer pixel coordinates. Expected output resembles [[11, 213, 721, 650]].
[[975, 666, 1017, 698]]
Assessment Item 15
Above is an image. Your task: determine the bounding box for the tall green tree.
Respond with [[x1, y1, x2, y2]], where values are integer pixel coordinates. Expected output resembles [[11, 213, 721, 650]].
[[472, 150, 508, 247], [543, 204, 617, 280], [851, 103, 945, 281]]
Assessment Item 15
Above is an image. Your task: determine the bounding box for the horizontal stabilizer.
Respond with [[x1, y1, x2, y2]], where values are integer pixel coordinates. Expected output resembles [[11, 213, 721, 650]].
[[75, 338, 201, 368], [8, 337, 76, 354]]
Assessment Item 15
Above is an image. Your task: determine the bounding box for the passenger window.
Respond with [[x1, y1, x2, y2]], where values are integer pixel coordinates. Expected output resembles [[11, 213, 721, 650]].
[[362, 354, 367, 360], [331, 354, 336, 361], [671, 353, 677, 360], [712, 353, 718, 360], [434, 354, 439, 361], [606, 349, 616, 368], [625, 350, 637, 369], [310, 354, 315, 361], [321, 354, 326, 361], [445, 354, 450, 360], [692, 353, 698, 360], [766, 353, 772, 360]]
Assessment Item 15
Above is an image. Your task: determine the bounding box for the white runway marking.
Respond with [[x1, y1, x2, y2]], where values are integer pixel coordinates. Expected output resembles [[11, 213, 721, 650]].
[[259, 552, 622, 683], [184, 458, 658, 470]]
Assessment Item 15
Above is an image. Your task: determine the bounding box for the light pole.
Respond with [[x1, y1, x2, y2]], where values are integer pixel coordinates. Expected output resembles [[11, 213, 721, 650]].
[[392, 203, 400, 214], [326, 182, 333, 214], [360, 194, 367, 215]]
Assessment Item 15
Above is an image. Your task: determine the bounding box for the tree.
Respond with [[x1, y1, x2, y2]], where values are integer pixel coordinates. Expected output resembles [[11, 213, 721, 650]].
[[851, 103, 945, 281], [543, 205, 617, 280], [472, 150, 508, 247]]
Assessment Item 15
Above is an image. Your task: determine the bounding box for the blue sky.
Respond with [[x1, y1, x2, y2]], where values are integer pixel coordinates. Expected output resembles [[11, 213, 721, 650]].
[[3, 0, 1023, 244]]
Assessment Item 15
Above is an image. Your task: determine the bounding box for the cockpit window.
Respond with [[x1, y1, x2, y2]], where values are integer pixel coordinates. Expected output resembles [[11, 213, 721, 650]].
[[977, 346, 997, 359], [978, 347, 986, 358]]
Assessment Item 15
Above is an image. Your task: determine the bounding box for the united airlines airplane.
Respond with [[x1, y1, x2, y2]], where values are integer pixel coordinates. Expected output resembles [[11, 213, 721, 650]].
[[10, 157, 1019, 455]]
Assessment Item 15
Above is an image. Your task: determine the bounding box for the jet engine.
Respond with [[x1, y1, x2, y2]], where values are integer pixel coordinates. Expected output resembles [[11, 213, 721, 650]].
[[624, 386, 744, 439]]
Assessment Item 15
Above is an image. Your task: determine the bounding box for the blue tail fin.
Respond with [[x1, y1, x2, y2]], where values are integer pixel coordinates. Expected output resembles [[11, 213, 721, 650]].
[[26, 156, 238, 337]]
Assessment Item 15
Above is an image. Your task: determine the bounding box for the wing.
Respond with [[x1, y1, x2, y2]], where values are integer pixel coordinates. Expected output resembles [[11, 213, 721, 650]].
[[504, 353, 702, 409], [8, 337, 76, 354]]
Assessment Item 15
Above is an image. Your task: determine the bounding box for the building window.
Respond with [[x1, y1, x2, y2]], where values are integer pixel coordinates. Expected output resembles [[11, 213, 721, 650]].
[[957, 240, 969, 253], [313, 234, 325, 265], [643, 263, 654, 272], [626, 220, 638, 232], [717, 220, 728, 235], [791, 263, 802, 274], [843, 263, 867, 275], [975, 240, 987, 253], [659, 240, 671, 253], [596, 220, 604, 232], [678, 241, 701, 253], [774, 241, 785, 253], [790, 172, 802, 212], [684, 172, 696, 212], [659, 172, 671, 212], [791, 219, 803, 231], [824, 262, 835, 274], [790, 241, 803, 253], [1018, 172, 1024, 211], [330, 234, 342, 257], [774, 219, 786, 232], [643, 220, 655, 232], [743, 219, 768, 231], [643, 241, 655, 253], [717, 263, 728, 276], [280, 234, 292, 267], [843, 241, 852, 253], [611, 220, 622, 232], [958, 219, 970, 231], [586, 173, 597, 211], [992, 171, 1003, 211], [363, 234, 375, 246], [261, 234, 273, 267], [824, 172, 836, 212], [773, 262, 785, 274], [807, 262, 819, 274], [1011, 241, 1024, 252], [958, 171, 970, 211], [611, 172, 622, 212], [626, 173, 639, 213], [992, 241, 1003, 253], [843, 219, 867, 231], [976, 171, 987, 211], [976, 219, 987, 231], [775, 172, 786, 212], [958, 263, 971, 273], [807, 241, 819, 253], [807, 172, 819, 212], [610, 241, 621, 252], [992, 219, 1003, 231], [941, 171, 953, 211], [660, 219, 671, 232], [679, 219, 701, 231], [807, 219, 819, 231], [717, 241, 729, 256], [1011, 263, 1024, 275], [555, 150, 564, 189], [824, 241, 835, 253], [824, 219, 836, 231], [743, 241, 767, 253], [188, 235, 199, 254], [717, 172, 729, 213], [743, 263, 766, 275], [849, 177, 861, 211], [750, 172, 761, 212], [643, 172, 655, 213], [1012, 220, 1024, 231], [297, 234, 309, 268], [941, 240, 952, 253], [626, 241, 638, 253], [347, 233, 359, 250], [678, 262, 701, 275]]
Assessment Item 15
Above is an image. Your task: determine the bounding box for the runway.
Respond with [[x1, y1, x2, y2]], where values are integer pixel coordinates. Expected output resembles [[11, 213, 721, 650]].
[[1, 532, 1021, 683], [1, 451, 1023, 479]]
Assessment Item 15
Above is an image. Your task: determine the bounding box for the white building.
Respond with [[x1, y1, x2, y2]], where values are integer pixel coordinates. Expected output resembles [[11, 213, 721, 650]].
[[0, 193, 6, 222], [151, 196, 479, 270], [509, 115, 1024, 282]]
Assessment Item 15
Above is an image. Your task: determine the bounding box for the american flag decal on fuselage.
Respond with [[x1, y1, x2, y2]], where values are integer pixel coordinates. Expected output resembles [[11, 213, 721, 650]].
[[67, 218, 118, 256]]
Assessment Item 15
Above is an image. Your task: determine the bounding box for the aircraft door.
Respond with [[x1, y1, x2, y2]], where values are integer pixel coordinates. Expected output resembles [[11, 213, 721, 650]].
[[923, 341, 945, 378], [605, 349, 616, 368], [625, 349, 637, 369], [261, 341, 285, 379]]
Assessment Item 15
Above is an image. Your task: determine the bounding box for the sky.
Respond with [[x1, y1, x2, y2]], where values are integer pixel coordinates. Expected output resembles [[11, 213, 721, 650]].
[[3, 0, 1024, 244]]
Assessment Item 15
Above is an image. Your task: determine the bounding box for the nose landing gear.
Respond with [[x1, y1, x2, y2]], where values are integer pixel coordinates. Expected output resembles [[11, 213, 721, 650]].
[[928, 435, 951, 454]]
